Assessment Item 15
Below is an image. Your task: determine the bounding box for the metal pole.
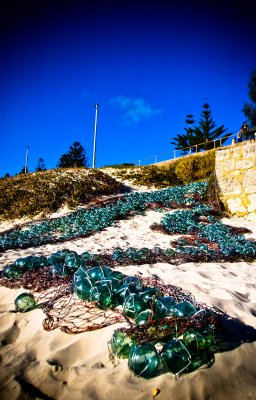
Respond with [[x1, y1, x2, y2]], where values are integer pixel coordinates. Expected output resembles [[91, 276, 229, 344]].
[[25, 145, 29, 174], [92, 104, 99, 168]]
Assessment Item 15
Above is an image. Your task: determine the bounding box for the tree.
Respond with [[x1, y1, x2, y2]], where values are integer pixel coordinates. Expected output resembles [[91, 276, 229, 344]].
[[35, 158, 47, 172], [170, 114, 195, 155], [192, 102, 231, 150], [57, 141, 89, 168], [171, 103, 231, 154], [242, 70, 256, 132]]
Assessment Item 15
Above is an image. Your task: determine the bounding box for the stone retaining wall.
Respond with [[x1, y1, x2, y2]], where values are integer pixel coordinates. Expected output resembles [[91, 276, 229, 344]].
[[215, 142, 256, 218]]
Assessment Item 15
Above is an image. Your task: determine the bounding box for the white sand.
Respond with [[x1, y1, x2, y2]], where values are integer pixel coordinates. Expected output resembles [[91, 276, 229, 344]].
[[0, 200, 256, 400]]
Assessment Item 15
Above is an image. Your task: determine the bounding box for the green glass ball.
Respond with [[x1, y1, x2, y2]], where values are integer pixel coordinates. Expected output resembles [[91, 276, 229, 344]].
[[51, 263, 70, 277], [123, 293, 148, 319], [91, 281, 113, 308], [111, 248, 124, 262], [86, 266, 112, 284], [123, 276, 141, 290], [135, 309, 153, 326], [73, 278, 93, 301], [73, 266, 89, 283], [3, 264, 23, 279], [80, 251, 94, 261], [139, 287, 161, 305], [111, 330, 135, 358], [161, 339, 191, 375], [16, 256, 35, 271], [183, 328, 213, 351], [64, 253, 81, 271], [137, 247, 149, 260], [128, 343, 160, 379], [109, 270, 126, 284], [15, 293, 36, 312], [173, 301, 197, 317], [153, 296, 177, 319]]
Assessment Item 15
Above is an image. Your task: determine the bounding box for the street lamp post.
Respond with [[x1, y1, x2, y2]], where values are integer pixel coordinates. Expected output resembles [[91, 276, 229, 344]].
[[92, 104, 99, 168], [25, 145, 29, 174]]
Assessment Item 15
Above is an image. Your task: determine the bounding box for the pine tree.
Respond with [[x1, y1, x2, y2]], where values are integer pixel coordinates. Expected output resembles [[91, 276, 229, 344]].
[[35, 158, 47, 172], [57, 141, 89, 168], [171, 105, 231, 153], [242, 70, 256, 135], [192, 103, 231, 150], [170, 114, 195, 154], [170, 133, 190, 155]]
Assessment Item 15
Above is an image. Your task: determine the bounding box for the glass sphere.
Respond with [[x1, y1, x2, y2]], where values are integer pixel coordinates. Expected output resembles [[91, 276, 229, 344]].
[[109, 270, 126, 284], [135, 309, 153, 326], [91, 281, 113, 308], [111, 330, 135, 358], [15, 293, 36, 312], [123, 293, 148, 319], [73, 277, 93, 301], [128, 343, 160, 379], [139, 287, 161, 305], [183, 328, 213, 351], [111, 248, 124, 262], [64, 253, 81, 272], [73, 266, 89, 283], [86, 266, 112, 284], [173, 301, 197, 317], [123, 276, 141, 290], [51, 263, 70, 277], [153, 296, 177, 319], [161, 339, 191, 375], [3, 264, 23, 279]]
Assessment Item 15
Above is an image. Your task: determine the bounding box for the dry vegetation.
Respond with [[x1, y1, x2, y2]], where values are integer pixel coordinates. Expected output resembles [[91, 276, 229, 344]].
[[0, 168, 125, 220], [0, 152, 216, 221], [102, 150, 215, 189]]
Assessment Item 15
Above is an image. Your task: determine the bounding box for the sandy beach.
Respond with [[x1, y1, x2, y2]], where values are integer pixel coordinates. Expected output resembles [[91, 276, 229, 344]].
[[0, 193, 256, 400]]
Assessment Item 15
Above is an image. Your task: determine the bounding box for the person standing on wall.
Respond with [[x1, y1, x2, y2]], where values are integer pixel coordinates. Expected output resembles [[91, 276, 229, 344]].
[[237, 121, 249, 142]]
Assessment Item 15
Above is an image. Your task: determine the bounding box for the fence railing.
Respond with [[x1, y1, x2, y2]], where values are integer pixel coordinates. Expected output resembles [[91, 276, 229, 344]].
[[129, 132, 254, 166]]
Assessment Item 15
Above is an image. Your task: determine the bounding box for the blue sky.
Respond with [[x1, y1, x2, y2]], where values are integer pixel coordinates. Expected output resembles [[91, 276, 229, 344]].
[[1, 0, 256, 176]]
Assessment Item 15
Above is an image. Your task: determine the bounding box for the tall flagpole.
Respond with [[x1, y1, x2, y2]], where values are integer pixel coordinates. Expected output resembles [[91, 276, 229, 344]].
[[92, 104, 99, 168]]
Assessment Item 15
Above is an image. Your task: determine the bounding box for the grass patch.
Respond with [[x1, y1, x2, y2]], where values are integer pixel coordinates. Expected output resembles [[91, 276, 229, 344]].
[[104, 150, 216, 188]]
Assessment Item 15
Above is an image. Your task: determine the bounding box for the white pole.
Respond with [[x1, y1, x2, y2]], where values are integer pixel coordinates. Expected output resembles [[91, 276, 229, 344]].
[[92, 104, 99, 168], [25, 145, 29, 174]]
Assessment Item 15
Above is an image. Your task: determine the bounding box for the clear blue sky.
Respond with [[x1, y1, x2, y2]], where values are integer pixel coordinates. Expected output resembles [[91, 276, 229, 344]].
[[1, 0, 256, 176]]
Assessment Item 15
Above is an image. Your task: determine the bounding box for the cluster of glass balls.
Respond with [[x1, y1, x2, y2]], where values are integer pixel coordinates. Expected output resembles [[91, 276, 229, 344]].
[[71, 264, 215, 378], [107, 273, 214, 378], [5, 249, 216, 379], [161, 205, 256, 258], [0, 181, 207, 251]]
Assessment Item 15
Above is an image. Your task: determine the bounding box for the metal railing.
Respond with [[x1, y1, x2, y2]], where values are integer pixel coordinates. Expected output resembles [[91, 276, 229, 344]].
[[129, 132, 255, 166]]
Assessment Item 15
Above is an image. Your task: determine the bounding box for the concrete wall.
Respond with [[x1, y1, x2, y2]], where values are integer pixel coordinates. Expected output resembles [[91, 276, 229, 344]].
[[215, 141, 256, 218]]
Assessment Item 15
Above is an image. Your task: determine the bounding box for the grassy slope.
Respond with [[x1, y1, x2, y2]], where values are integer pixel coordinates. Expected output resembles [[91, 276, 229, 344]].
[[0, 168, 125, 220]]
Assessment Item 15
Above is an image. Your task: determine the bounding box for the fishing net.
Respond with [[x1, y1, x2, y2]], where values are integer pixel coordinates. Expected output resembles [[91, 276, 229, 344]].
[[0, 266, 222, 337], [0, 255, 249, 379]]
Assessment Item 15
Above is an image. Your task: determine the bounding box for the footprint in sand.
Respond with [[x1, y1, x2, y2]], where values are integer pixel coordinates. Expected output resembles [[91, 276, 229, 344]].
[[227, 291, 250, 303], [0, 313, 20, 345]]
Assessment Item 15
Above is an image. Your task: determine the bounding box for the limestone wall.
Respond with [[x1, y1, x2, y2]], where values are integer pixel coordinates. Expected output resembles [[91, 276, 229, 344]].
[[215, 142, 256, 218]]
